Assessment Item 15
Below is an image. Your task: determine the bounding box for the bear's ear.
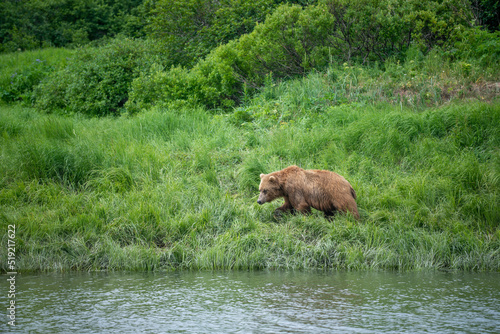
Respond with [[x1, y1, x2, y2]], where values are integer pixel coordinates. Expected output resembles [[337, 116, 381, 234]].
[[260, 173, 265, 179], [269, 175, 277, 183]]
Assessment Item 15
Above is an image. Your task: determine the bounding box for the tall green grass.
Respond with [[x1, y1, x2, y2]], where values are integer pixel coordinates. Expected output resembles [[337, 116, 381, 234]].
[[1, 96, 499, 271]]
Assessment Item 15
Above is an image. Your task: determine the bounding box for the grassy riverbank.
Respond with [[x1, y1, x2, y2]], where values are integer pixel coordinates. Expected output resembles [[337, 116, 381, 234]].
[[1, 95, 499, 271], [1, 0, 499, 273]]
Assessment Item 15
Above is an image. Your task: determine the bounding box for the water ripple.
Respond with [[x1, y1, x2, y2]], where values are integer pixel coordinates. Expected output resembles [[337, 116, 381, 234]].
[[1, 271, 499, 333]]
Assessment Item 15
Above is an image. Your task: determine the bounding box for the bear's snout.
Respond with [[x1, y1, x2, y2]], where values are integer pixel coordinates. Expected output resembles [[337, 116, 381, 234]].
[[257, 193, 266, 205]]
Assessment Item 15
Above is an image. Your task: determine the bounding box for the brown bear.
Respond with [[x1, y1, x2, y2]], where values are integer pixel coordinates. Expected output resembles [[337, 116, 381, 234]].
[[257, 165, 359, 220]]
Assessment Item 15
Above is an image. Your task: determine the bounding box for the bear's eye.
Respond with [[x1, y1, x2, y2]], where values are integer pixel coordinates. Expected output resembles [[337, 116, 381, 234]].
[[263, 190, 268, 194]]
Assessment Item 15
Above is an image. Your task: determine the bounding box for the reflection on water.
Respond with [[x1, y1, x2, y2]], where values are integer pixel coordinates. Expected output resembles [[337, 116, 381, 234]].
[[1, 271, 499, 333]]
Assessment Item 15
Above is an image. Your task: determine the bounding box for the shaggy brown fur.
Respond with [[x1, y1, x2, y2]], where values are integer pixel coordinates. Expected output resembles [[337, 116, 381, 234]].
[[257, 165, 359, 220]]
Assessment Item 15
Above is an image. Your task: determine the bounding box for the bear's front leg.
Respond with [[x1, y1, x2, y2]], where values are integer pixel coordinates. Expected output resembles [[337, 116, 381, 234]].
[[289, 194, 311, 215], [294, 203, 311, 215], [274, 197, 295, 217]]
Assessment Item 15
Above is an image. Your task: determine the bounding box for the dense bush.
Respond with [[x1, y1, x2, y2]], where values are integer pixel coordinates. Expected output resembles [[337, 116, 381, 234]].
[[146, 0, 289, 68], [0, 48, 74, 104], [236, 0, 474, 70], [2, 0, 497, 57], [127, 40, 243, 111], [145, 0, 499, 69], [126, 65, 197, 112], [34, 38, 166, 116], [452, 27, 500, 66], [0, 0, 146, 53], [130, 0, 494, 110], [472, 0, 500, 31], [18, 0, 499, 114], [0, 59, 53, 104], [129, 4, 340, 110]]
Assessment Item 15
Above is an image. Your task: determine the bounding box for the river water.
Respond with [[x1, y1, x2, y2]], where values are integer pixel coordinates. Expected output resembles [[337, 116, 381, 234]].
[[1, 271, 499, 333]]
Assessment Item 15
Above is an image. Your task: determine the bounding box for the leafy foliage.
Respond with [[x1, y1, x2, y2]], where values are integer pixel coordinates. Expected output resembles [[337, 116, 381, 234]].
[[471, 0, 500, 31], [452, 27, 500, 66], [0, 59, 53, 104], [146, 0, 279, 67], [34, 38, 165, 116], [0, 48, 74, 104], [2, 0, 498, 115], [128, 1, 498, 110], [0, 0, 146, 52], [127, 40, 244, 111]]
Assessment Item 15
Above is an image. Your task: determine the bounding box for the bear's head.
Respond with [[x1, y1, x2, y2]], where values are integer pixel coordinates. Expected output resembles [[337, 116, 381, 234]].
[[257, 173, 283, 205]]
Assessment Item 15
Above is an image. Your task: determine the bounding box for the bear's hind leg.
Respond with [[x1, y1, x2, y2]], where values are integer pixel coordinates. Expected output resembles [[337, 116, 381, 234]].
[[324, 209, 338, 221], [344, 198, 360, 220]]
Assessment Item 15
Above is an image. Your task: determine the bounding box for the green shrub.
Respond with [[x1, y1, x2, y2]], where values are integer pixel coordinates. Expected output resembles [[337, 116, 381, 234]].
[[132, 1, 484, 110], [34, 38, 166, 116], [406, 0, 474, 52], [127, 41, 242, 111], [475, 0, 500, 31], [0, 59, 53, 103], [0, 48, 74, 104], [238, 4, 336, 77], [146, 0, 278, 67], [0, 0, 146, 53], [126, 64, 196, 112], [130, 4, 337, 110], [452, 27, 500, 67], [190, 42, 242, 108]]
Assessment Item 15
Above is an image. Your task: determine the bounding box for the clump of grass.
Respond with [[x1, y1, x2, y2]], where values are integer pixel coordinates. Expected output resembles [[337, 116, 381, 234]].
[[237, 156, 265, 192]]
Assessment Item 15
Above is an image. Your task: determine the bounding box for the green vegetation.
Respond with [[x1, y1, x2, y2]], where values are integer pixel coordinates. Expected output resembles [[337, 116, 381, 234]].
[[0, 0, 499, 272], [0, 0, 146, 52], [33, 38, 166, 116], [0, 48, 75, 103], [1, 97, 498, 271], [13, 0, 498, 115], [146, 0, 280, 67]]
